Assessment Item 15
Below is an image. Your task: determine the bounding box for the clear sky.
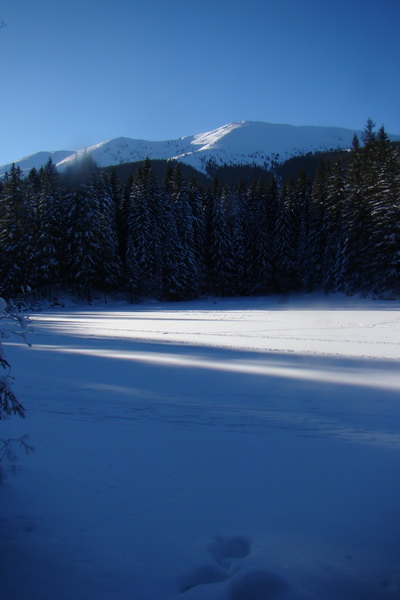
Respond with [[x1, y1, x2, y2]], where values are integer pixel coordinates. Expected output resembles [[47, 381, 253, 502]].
[[1, 0, 399, 165]]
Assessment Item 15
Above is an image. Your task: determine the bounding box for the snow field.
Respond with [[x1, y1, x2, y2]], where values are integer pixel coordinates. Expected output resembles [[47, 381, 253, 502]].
[[1, 294, 400, 599]]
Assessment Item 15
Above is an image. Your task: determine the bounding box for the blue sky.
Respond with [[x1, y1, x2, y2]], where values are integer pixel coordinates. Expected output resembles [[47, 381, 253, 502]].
[[1, 0, 399, 165]]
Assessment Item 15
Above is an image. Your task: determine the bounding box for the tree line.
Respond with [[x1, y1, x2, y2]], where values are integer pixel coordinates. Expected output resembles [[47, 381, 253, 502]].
[[0, 120, 399, 303]]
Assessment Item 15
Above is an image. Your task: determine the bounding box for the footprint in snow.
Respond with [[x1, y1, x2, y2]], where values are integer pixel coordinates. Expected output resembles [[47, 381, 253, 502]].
[[179, 535, 249, 594], [179, 535, 292, 599], [179, 563, 230, 593], [228, 567, 289, 599], [209, 535, 251, 568]]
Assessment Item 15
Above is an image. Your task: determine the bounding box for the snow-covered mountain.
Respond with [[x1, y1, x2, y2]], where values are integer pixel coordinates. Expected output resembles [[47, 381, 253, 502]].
[[0, 150, 74, 177], [2, 121, 400, 177]]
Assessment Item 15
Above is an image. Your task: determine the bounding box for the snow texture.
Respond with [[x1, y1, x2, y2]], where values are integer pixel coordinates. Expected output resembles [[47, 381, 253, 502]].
[[3, 121, 400, 176], [1, 293, 400, 599]]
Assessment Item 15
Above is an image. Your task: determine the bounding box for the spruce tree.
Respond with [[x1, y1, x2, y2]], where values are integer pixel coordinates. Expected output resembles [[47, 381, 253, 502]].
[[109, 168, 127, 265], [125, 160, 160, 300], [207, 186, 236, 296], [34, 158, 64, 296], [0, 165, 35, 297], [321, 160, 345, 293], [364, 126, 400, 295], [274, 179, 297, 291], [303, 161, 329, 291], [166, 165, 200, 300], [294, 170, 312, 290], [158, 174, 189, 301], [93, 172, 123, 296], [252, 181, 273, 293], [230, 182, 248, 294], [65, 166, 103, 301], [188, 175, 206, 290], [240, 183, 259, 292], [339, 135, 368, 294]]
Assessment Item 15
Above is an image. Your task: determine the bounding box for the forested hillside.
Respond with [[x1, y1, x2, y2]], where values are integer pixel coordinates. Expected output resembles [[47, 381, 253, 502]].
[[0, 121, 399, 302]]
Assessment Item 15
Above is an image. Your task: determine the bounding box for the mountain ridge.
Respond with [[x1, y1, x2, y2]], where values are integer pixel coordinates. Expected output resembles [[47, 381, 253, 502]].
[[2, 120, 400, 177]]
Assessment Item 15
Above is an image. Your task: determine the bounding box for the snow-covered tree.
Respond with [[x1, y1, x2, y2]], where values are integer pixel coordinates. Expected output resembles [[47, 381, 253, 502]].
[[34, 158, 64, 295], [321, 160, 346, 293], [158, 184, 190, 300], [188, 175, 206, 289], [65, 167, 104, 301], [294, 170, 312, 289], [125, 160, 160, 300], [109, 168, 128, 264], [160, 165, 200, 300], [240, 184, 259, 291], [339, 135, 368, 294], [363, 126, 400, 295], [207, 186, 236, 296], [302, 161, 329, 291], [0, 165, 36, 297], [253, 180, 274, 293], [230, 183, 248, 295], [93, 172, 123, 296], [274, 180, 298, 291], [0, 297, 31, 419]]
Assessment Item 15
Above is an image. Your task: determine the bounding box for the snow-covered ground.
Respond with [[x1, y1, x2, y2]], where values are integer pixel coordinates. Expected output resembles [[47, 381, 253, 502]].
[[1, 294, 400, 600]]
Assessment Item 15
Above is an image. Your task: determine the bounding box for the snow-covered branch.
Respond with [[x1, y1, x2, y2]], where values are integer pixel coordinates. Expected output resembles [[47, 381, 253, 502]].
[[0, 434, 34, 478], [0, 297, 32, 420]]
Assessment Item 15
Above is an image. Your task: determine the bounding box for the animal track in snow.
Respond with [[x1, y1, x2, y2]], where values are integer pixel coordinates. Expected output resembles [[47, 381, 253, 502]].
[[179, 535, 250, 594], [228, 567, 289, 600], [179, 564, 230, 593], [179, 535, 291, 599], [210, 535, 251, 568]]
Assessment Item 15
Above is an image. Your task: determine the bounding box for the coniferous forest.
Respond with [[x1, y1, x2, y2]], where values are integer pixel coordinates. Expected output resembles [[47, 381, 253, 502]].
[[0, 121, 399, 303]]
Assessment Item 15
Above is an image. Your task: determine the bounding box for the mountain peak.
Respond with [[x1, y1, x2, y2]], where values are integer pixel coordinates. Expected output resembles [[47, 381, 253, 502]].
[[2, 121, 400, 177]]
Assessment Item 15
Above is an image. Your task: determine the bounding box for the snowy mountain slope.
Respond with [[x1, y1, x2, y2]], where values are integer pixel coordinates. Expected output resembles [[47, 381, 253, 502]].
[[2, 121, 400, 176], [0, 150, 74, 177], [168, 121, 377, 171], [56, 121, 374, 173], [55, 135, 195, 172]]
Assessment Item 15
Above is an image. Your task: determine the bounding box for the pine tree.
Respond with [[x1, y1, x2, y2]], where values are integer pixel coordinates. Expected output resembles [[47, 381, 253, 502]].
[[65, 166, 103, 301], [109, 168, 127, 265], [230, 182, 248, 294], [0, 165, 35, 296], [339, 135, 368, 294], [252, 181, 273, 293], [164, 165, 200, 300], [207, 186, 236, 296], [321, 160, 346, 293], [294, 170, 312, 290], [34, 158, 64, 296], [188, 175, 206, 290], [364, 126, 400, 295], [303, 161, 329, 291], [240, 183, 259, 292], [125, 159, 160, 300], [93, 172, 123, 296], [23, 168, 42, 289], [361, 118, 376, 146], [158, 175, 189, 301], [274, 180, 297, 291]]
